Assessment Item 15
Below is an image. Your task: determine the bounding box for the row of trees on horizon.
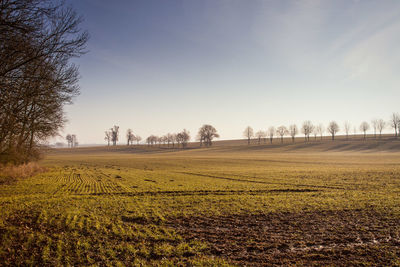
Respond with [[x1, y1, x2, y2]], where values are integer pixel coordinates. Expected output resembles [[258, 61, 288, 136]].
[[89, 113, 400, 148]]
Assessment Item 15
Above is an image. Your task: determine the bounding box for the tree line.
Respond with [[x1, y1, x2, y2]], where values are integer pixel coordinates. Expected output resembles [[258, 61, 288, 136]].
[[102, 124, 220, 148], [243, 113, 399, 145], [96, 114, 399, 148], [0, 0, 87, 163]]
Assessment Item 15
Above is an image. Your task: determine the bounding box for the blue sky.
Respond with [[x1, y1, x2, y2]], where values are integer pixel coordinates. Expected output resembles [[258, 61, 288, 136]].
[[58, 0, 400, 144]]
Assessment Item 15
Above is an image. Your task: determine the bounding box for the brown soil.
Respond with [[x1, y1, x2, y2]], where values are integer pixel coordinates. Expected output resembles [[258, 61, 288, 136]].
[[168, 209, 400, 266]]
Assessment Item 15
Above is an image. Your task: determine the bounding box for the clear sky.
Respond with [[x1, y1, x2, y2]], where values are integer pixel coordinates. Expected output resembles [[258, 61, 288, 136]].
[[57, 0, 400, 144]]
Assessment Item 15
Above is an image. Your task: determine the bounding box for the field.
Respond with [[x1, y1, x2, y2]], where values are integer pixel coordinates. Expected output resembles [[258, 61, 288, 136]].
[[1, 138, 400, 266]]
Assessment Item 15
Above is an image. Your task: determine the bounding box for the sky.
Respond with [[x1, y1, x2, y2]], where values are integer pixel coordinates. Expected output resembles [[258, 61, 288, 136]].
[[56, 0, 400, 144]]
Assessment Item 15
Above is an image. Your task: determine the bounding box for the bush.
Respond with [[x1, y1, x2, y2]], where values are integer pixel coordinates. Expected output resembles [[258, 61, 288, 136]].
[[0, 162, 46, 184]]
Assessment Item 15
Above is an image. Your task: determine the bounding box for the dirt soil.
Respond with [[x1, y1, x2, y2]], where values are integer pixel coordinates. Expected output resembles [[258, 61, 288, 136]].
[[168, 209, 400, 266]]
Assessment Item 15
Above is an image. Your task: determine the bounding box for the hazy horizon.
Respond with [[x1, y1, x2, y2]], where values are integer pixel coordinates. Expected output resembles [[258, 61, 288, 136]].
[[56, 0, 400, 144]]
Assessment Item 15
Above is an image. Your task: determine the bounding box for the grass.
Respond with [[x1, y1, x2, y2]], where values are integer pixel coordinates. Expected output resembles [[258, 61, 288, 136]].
[[1, 140, 400, 265]]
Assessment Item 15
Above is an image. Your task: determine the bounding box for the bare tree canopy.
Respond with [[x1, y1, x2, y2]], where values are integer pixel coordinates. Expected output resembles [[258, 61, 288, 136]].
[[66, 134, 77, 148], [371, 119, 378, 139], [327, 121, 339, 140], [301, 121, 314, 141], [111, 126, 119, 146], [243, 126, 254, 145], [104, 130, 111, 146], [316, 124, 324, 140], [390, 113, 400, 138], [289, 124, 298, 142], [135, 135, 142, 145], [255, 130, 265, 144], [176, 129, 190, 148], [377, 119, 386, 138], [198, 125, 219, 147], [276, 126, 288, 143], [0, 0, 88, 163], [359, 121, 370, 140], [344, 122, 351, 140], [267, 126, 275, 144], [126, 129, 134, 145]]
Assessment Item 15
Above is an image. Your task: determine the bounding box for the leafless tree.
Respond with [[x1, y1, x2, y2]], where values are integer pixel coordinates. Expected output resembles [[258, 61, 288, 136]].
[[0, 0, 88, 163], [135, 135, 142, 145], [166, 133, 173, 147], [371, 119, 378, 139], [171, 134, 177, 148], [146, 136, 151, 146], [276, 126, 288, 143], [66, 134, 73, 148], [243, 126, 254, 145], [267, 127, 275, 144], [71, 135, 77, 147], [289, 124, 298, 142], [316, 124, 324, 140], [104, 131, 111, 146], [359, 121, 370, 140], [390, 113, 400, 138], [344, 122, 351, 140], [301, 121, 314, 141], [255, 130, 264, 144], [327, 121, 339, 140], [111, 126, 119, 146], [198, 125, 219, 147], [312, 127, 318, 140], [146, 135, 157, 146], [66, 134, 77, 147], [176, 129, 190, 148], [377, 119, 386, 138], [126, 129, 134, 145]]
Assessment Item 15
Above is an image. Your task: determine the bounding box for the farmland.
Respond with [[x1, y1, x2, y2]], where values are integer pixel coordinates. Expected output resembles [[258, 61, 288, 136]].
[[1, 140, 400, 266]]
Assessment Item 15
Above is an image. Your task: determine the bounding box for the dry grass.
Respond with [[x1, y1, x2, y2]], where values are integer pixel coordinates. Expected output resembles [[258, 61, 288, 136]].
[[0, 162, 46, 184]]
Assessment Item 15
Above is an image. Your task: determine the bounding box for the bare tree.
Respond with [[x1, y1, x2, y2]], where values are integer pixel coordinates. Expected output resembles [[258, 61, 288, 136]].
[[71, 135, 77, 147], [390, 113, 400, 138], [255, 130, 264, 144], [289, 124, 298, 142], [66, 134, 77, 147], [276, 126, 288, 143], [243, 126, 254, 145], [267, 127, 275, 144], [166, 133, 173, 147], [198, 125, 219, 147], [0, 0, 88, 163], [176, 129, 190, 148], [312, 127, 318, 140], [135, 135, 142, 145], [126, 129, 134, 145], [66, 134, 73, 148], [377, 119, 386, 138], [316, 124, 324, 140], [327, 121, 339, 140], [371, 119, 378, 139], [146, 136, 151, 146], [104, 131, 111, 146], [301, 121, 314, 141], [146, 135, 157, 146], [344, 122, 351, 140], [359, 121, 370, 140], [111, 126, 119, 146], [171, 134, 177, 148]]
